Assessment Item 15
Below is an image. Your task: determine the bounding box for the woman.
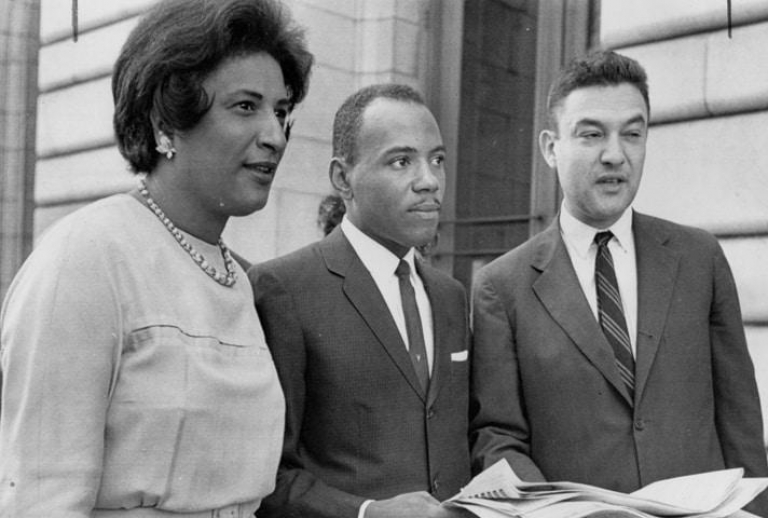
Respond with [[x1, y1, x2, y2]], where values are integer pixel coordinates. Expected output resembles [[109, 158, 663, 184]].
[[0, 0, 312, 515]]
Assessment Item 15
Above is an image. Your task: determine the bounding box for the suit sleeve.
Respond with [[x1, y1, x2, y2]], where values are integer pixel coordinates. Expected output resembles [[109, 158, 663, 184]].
[[709, 243, 768, 515], [249, 266, 366, 518], [468, 268, 546, 482]]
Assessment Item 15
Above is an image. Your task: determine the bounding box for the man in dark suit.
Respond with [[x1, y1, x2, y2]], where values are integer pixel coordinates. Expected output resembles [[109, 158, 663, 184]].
[[250, 84, 471, 518], [469, 50, 768, 515]]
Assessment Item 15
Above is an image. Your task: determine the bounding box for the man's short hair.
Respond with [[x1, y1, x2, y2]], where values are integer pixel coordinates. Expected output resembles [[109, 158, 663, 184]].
[[546, 50, 650, 131], [332, 83, 426, 165]]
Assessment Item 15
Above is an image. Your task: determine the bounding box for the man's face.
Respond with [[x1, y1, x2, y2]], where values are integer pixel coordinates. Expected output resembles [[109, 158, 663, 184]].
[[337, 98, 446, 257], [540, 83, 648, 229]]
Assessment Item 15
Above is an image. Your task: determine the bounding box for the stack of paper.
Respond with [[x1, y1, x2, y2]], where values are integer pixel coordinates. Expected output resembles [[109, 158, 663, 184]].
[[444, 459, 768, 518]]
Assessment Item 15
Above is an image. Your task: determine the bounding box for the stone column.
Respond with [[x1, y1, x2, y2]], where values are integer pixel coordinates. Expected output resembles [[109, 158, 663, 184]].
[[0, 0, 40, 302]]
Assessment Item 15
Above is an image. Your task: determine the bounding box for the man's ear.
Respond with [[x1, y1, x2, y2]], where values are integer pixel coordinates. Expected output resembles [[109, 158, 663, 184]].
[[329, 158, 353, 200], [538, 129, 558, 169]]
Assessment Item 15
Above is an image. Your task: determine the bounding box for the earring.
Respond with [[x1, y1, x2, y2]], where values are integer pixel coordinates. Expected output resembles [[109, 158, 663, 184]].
[[155, 132, 176, 159]]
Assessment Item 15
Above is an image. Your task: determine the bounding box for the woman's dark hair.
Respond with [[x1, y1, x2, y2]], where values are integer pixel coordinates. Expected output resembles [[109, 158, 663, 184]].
[[112, 0, 313, 173]]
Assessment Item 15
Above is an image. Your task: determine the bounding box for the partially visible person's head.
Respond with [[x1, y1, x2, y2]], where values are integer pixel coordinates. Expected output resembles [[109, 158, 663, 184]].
[[330, 84, 446, 258], [113, 0, 313, 174], [539, 51, 649, 230], [546, 50, 649, 133], [317, 193, 345, 236]]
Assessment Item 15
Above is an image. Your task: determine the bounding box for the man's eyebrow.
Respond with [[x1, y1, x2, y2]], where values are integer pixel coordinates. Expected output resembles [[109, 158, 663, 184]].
[[382, 145, 447, 156], [573, 114, 647, 128], [430, 145, 447, 155], [624, 114, 647, 126], [573, 118, 605, 128], [383, 146, 418, 155]]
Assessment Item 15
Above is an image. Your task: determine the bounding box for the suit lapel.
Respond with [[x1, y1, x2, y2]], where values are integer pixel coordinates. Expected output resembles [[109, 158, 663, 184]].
[[417, 262, 452, 407], [632, 213, 679, 403], [532, 221, 633, 406], [321, 230, 427, 401]]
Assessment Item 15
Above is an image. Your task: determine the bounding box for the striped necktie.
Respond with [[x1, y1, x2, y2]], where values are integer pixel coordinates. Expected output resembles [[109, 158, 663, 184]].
[[594, 231, 635, 401]]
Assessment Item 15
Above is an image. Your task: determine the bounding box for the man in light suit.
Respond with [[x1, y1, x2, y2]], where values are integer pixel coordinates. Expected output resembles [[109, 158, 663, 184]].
[[250, 84, 471, 518], [469, 50, 768, 515]]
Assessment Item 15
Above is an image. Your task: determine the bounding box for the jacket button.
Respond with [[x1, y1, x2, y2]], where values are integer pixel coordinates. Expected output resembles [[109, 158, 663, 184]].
[[432, 478, 440, 492], [427, 408, 436, 419], [634, 419, 645, 431]]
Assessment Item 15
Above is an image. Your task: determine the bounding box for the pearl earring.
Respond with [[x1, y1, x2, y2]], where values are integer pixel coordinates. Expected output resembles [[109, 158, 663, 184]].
[[155, 132, 176, 159]]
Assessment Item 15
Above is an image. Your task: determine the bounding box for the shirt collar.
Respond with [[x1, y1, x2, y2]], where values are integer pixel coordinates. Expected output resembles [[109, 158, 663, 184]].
[[340, 216, 416, 279], [559, 204, 634, 259]]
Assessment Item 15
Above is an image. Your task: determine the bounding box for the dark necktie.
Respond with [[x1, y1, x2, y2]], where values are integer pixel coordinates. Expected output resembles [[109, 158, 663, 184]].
[[594, 231, 635, 400], [395, 260, 430, 392]]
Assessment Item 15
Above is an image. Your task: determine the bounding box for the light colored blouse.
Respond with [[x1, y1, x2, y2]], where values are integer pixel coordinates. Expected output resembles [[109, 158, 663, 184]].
[[0, 194, 284, 517]]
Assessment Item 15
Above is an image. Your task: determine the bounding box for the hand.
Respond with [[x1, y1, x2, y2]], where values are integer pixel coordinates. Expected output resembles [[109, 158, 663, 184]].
[[435, 505, 477, 518], [365, 491, 456, 518]]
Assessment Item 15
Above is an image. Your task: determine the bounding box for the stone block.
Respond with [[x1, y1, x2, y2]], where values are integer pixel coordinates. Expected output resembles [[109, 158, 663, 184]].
[[39, 18, 136, 91], [721, 238, 768, 323], [635, 111, 768, 231], [705, 21, 768, 115], [36, 77, 114, 156], [618, 38, 708, 123]]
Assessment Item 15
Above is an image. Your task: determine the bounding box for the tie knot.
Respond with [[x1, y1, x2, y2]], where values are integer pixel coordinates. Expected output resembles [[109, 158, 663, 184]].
[[395, 259, 411, 279], [594, 231, 614, 247]]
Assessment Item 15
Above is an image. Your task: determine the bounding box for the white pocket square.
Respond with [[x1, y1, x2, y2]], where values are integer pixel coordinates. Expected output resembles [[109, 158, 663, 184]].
[[451, 350, 468, 362]]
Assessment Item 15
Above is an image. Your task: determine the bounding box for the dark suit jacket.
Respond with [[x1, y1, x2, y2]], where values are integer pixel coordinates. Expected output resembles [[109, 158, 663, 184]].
[[250, 228, 471, 518], [469, 212, 768, 515]]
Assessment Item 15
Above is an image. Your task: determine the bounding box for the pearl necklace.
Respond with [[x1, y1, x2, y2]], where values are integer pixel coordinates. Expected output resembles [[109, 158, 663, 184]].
[[138, 177, 237, 287]]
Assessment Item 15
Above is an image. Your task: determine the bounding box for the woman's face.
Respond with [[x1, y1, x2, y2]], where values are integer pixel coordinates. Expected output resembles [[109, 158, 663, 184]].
[[172, 52, 291, 219]]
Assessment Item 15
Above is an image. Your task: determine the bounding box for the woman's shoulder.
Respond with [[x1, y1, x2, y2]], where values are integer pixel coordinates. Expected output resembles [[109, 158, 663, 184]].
[[40, 194, 143, 243], [25, 194, 147, 271], [3, 195, 144, 311], [55, 192, 139, 224]]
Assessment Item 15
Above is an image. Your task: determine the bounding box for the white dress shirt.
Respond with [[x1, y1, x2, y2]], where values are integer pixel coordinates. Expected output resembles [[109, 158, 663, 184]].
[[559, 205, 638, 355], [340, 216, 435, 371], [341, 216, 435, 518]]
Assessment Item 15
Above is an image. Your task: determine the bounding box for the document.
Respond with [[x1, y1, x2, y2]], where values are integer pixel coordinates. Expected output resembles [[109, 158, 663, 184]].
[[444, 459, 768, 518]]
